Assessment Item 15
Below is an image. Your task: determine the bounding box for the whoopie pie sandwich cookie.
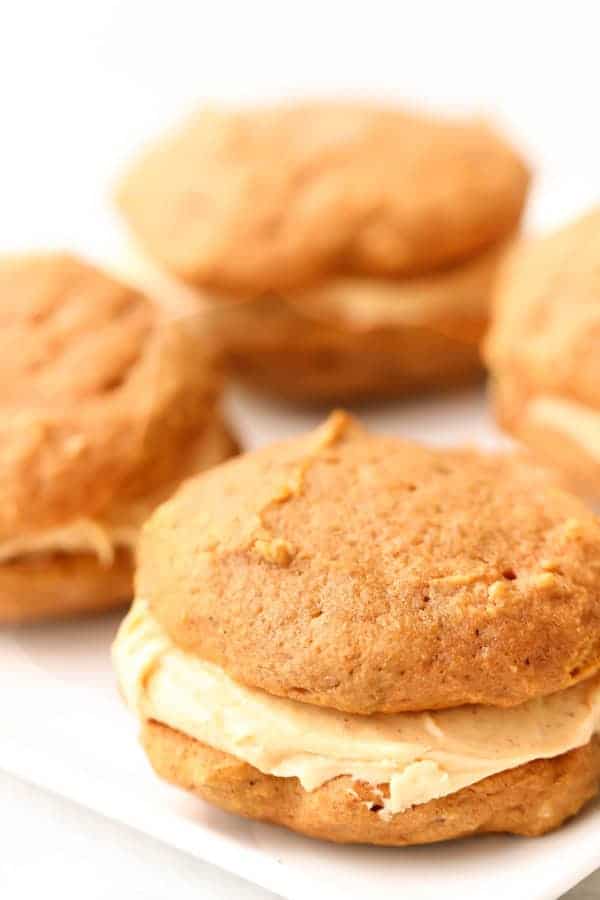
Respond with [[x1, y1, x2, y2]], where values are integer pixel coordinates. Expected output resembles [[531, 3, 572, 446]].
[[0, 253, 237, 623], [117, 102, 530, 402], [486, 208, 600, 500], [113, 412, 600, 845]]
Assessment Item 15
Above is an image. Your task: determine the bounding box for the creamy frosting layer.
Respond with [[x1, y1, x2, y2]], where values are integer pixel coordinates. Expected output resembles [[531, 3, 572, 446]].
[[0, 517, 141, 566], [287, 271, 488, 330], [113, 598, 600, 816], [528, 395, 600, 462]]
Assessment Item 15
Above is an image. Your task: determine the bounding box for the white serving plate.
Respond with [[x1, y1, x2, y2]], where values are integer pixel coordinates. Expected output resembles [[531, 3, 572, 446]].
[[2, 387, 599, 900]]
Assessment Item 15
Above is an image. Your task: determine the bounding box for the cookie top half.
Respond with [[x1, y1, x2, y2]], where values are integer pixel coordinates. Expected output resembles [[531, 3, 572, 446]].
[[486, 208, 600, 408], [118, 103, 530, 295], [0, 254, 219, 540], [138, 412, 600, 714]]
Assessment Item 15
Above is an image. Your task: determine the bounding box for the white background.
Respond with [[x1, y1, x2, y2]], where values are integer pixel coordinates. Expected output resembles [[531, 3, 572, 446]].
[[1, 2, 600, 897]]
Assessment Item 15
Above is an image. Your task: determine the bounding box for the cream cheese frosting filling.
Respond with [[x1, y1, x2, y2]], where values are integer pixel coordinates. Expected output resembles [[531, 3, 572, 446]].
[[282, 240, 505, 331], [286, 269, 489, 331], [113, 598, 600, 816], [0, 518, 141, 566], [527, 395, 600, 463]]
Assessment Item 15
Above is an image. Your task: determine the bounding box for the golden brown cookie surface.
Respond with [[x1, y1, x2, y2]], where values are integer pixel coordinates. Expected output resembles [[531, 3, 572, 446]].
[[142, 721, 600, 845], [139, 412, 600, 714], [118, 103, 530, 294], [0, 254, 221, 540], [485, 209, 600, 496], [486, 209, 600, 409]]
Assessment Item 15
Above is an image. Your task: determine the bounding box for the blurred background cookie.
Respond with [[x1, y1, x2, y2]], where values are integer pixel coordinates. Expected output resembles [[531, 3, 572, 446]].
[[113, 412, 600, 845], [0, 253, 237, 623], [117, 103, 530, 402], [485, 208, 600, 500]]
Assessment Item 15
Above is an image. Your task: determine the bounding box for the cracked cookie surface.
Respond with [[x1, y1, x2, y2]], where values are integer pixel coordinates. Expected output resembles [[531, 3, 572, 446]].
[[139, 412, 600, 713]]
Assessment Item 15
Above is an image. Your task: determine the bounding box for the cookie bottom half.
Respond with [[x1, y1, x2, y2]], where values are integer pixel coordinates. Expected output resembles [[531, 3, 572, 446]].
[[0, 548, 134, 624], [142, 720, 600, 846], [223, 321, 486, 404]]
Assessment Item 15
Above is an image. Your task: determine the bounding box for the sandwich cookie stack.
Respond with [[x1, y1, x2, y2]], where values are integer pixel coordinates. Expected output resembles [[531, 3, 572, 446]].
[[0, 254, 237, 622], [114, 413, 600, 844], [118, 103, 530, 402]]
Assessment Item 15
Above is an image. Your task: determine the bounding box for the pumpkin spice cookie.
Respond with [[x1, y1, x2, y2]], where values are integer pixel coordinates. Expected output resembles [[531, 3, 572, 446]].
[[486, 208, 600, 500], [113, 412, 600, 845], [118, 103, 530, 402], [0, 253, 237, 623]]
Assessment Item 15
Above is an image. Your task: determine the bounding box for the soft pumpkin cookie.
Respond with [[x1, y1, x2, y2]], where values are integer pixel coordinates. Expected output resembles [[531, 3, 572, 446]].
[[0, 253, 237, 622], [113, 413, 600, 844], [117, 103, 530, 401], [485, 208, 600, 499]]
